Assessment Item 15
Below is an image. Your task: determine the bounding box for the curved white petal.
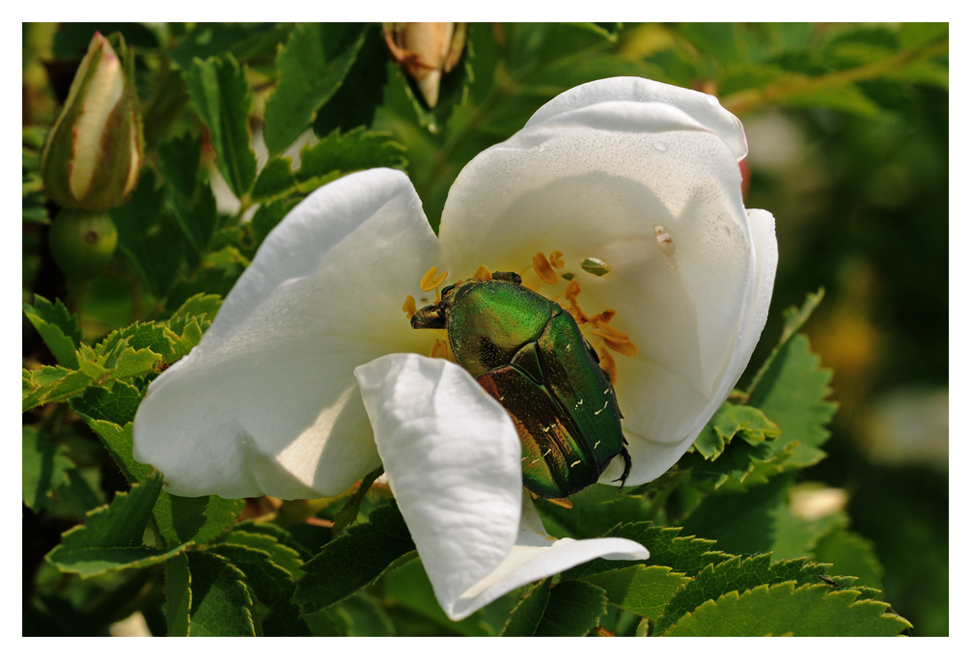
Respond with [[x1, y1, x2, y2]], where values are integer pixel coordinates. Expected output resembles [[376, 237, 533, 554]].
[[603, 208, 778, 484], [440, 96, 762, 485], [133, 169, 441, 499], [448, 497, 648, 621], [354, 353, 648, 621], [526, 77, 748, 161]]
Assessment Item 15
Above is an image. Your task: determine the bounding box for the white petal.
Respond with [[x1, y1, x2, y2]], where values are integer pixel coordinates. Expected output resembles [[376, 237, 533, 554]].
[[525, 76, 747, 161], [440, 97, 758, 484], [354, 353, 648, 621], [133, 169, 441, 499], [604, 209, 778, 485], [354, 354, 523, 617], [447, 497, 648, 621]]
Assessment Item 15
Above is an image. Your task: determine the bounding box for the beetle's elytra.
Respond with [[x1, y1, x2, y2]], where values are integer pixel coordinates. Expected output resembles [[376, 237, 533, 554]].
[[411, 271, 631, 499]]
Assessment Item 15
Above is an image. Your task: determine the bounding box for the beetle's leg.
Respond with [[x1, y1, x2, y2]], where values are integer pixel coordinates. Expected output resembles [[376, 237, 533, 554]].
[[612, 445, 632, 490]]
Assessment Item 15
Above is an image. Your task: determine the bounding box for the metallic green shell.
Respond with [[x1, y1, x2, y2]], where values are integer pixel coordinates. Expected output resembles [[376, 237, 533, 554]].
[[414, 277, 628, 498]]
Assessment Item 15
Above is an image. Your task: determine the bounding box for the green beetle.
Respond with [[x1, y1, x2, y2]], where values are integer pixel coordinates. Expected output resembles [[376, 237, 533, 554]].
[[411, 271, 631, 499]]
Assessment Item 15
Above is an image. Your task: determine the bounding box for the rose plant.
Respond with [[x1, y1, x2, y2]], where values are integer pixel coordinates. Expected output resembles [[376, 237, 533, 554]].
[[131, 77, 778, 620]]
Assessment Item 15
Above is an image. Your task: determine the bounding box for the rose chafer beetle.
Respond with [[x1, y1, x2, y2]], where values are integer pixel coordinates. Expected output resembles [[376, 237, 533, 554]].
[[411, 271, 631, 499]]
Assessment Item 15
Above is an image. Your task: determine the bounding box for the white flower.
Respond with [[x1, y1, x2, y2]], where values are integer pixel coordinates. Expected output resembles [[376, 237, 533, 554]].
[[133, 77, 777, 621]]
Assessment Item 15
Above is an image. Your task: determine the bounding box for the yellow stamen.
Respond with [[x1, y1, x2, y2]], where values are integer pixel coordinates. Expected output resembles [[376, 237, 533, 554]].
[[601, 335, 639, 357], [430, 338, 452, 360], [402, 295, 417, 319], [590, 324, 630, 344], [598, 347, 618, 385], [564, 280, 589, 324], [589, 308, 616, 326], [420, 266, 449, 292], [548, 250, 565, 269], [544, 497, 574, 510], [473, 265, 492, 280], [532, 252, 559, 285]]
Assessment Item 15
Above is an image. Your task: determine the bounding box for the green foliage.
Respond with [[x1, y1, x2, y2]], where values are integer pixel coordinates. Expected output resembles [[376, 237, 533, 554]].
[[46, 474, 187, 577], [22, 427, 75, 511], [663, 582, 911, 636], [185, 55, 257, 199], [23, 21, 942, 637], [293, 503, 416, 616], [23, 295, 81, 368], [263, 23, 368, 156]]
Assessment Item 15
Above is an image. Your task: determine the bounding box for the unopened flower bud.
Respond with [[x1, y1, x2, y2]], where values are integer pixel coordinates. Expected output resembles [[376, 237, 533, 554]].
[[383, 23, 467, 109], [41, 32, 143, 212]]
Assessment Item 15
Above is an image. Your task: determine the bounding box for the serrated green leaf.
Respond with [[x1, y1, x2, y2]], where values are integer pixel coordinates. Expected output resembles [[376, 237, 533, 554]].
[[655, 554, 825, 633], [23, 427, 75, 511], [535, 483, 654, 540], [812, 529, 884, 591], [190, 497, 245, 545], [263, 23, 368, 156], [71, 414, 153, 484], [166, 293, 223, 323], [153, 493, 208, 545], [663, 582, 911, 636], [501, 578, 552, 636], [70, 382, 141, 426], [170, 23, 290, 71], [46, 474, 185, 577], [682, 435, 798, 494], [23, 295, 81, 368], [312, 24, 388, 136], [252, 128, 407, 202], [693, 403, 781, 460], [562, 523, 731, 581], [534, 580, 608, 636], [247, 198, 300, 254], [185, 55, 257, 198], [220, 530, 304, 581], [230, 520, 313, 561], [210, 543, 309, 636], [181, 550, 257, 636], [166, 553, 191, 636], [582, 565, 687, 619], [293, 502, 415, 616]]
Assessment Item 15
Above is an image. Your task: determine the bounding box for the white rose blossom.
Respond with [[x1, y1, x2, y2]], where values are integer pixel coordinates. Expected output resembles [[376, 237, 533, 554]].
[[133, 77, 778, 621]]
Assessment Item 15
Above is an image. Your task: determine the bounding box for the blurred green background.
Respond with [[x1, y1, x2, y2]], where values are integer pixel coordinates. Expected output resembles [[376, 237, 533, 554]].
[[23, 22, 948, 635]]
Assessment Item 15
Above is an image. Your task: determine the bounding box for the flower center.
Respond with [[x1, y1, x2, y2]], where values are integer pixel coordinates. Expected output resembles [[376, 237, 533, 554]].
[[405, 252, 638, 384]]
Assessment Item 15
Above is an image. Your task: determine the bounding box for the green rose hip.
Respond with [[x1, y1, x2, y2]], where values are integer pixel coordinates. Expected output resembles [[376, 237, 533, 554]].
[[411, 270, 631, 499]]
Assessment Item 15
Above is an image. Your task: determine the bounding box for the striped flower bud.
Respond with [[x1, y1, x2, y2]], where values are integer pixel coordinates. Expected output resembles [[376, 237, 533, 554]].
[[41, 32, 143, 212]]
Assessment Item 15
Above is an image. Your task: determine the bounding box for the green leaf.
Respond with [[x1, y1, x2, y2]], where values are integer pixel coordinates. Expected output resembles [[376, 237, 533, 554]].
[[70, 382, 141, 426], [230, 520, 313, 561], [157, 133, 218, 257], [382, 557, 504, 636], [655, 554, 825, 633], [263, 23, 368, 156], [166, 293, 223, 323], [293, 502, 415, 616], [246, 198, 300, 254], [23, 427, 75, 511], [897, 23, 948, 49], [312, 24, 389, 136], [152, 493, 242, 547], [170, 23, 290, 70], [663, 582, 911, 636], [679, 474, 847, 559], [210, 543, 309, 636], [328, 593, 396, 636], [251, 128, 407, 202], [745, 290, 837, 469], [176, 550, 257, 636], [220, 529, 305, 581], [692, 403, 781, 460], [70, 414, 153, 485], [812, 529, 884, 591], [535, 483, 654, 539], [582, 565, 687, 620], [500, 578, 552, 636], [534, 580, 608, 636], [23, 295, 81, 368], [166, 553, 191, 637], [185, 55, 257, 198], [112, 168, 185, 299], [46, 474, 185, 577], [562, 523, 731, 581]]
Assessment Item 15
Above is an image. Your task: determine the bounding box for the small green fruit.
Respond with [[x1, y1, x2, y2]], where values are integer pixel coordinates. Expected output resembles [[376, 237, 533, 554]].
[[48, 209, 118, 280]]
